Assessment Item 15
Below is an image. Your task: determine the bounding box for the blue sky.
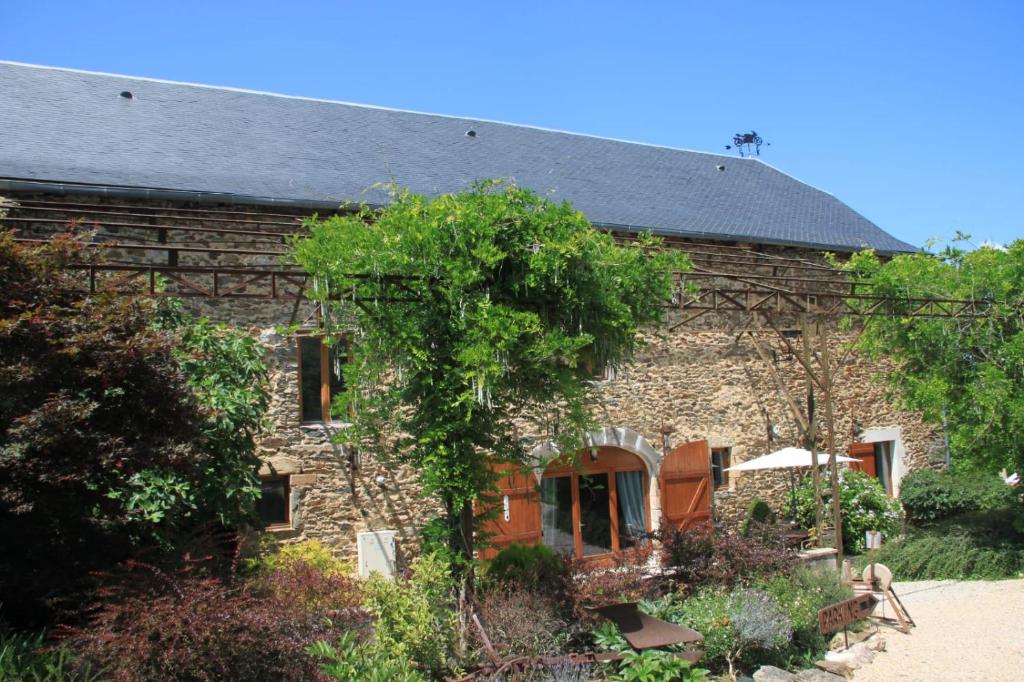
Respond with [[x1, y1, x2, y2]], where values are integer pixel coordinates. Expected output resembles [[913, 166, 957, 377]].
[[2, 1, 1021, 248]]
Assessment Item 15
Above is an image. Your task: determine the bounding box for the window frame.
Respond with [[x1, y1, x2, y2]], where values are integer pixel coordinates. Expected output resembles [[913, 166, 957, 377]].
[[258, 475, 291, 529], [296, 334, 350, 424], [711, 447, 731, 490]]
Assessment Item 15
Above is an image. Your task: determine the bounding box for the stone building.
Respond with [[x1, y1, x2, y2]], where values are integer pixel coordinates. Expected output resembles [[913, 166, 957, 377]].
[[0, 61, 942, 567]]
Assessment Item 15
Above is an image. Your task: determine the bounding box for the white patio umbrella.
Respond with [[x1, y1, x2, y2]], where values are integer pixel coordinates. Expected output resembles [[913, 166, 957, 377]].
[[725, 447, 862, 520], [725, 447, 861, 472]]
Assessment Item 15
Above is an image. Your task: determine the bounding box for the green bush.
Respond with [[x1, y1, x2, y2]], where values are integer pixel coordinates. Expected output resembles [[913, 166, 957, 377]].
[[671, 587, 792, 677], [246, 538, 351, 576], [866, 509, 1024, 580], [483, 543, 568, 593], [757, 568, 854, 666], [308, 632, 426, 682], [899, 469, 1017, 523], [741, 498, 777, 537], [0, 629, 103, 682], [610, 649, 709, 682], [362, 552, 457, 677], [789, 470, 903, 553]]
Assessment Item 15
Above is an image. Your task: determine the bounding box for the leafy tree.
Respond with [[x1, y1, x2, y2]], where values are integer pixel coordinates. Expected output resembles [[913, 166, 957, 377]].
[[840, 238, 1024, 474], [292, 182, 688, 569], [0, 233, 269, 625]]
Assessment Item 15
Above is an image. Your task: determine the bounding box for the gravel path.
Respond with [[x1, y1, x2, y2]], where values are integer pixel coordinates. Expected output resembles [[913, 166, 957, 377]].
[[852, 579, 1024, 682]]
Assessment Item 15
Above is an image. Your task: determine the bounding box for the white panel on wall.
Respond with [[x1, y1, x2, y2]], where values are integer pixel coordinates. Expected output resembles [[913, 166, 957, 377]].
[[357, 530, 397, 578]]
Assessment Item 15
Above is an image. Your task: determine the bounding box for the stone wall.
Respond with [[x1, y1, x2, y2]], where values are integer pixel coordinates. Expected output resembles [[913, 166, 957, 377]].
[[2, 192, 944, 559], [594, 324, 943, 528]]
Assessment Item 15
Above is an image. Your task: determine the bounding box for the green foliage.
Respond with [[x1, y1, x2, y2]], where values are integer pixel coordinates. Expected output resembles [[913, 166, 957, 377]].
[[246, 538, 351, 576], [839, 240, 1024, 474], [671, 587, 792, 677], [308, 632, 427, 682], [483, 543, 568, 591], [741, 498, 777, 536], [594, 619, 709, 682], [362, 552, 457, 676], [0, 234, 269, 624], [0, 629, 102, 682], [610, 649, 709, 682], [789, 471, 903, 553], [292, 182, 689, 562], [643, 568, 852, 675], [866, 509, 1024, 580], [899, 469, 1018, 523], [757, 568, 854, 665]]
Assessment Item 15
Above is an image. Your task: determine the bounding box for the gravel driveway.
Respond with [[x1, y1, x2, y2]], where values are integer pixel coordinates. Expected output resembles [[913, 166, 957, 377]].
[[852, 579, 1024, 682]]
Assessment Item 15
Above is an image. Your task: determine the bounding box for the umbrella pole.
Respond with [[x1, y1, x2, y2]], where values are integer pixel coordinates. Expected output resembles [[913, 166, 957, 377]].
[[789, 468, 797, 522]]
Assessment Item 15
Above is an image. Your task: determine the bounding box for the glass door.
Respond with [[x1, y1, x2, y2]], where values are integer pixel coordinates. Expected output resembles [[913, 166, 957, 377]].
[[540, 476, 575, 556], [578, 473, 612, 556]]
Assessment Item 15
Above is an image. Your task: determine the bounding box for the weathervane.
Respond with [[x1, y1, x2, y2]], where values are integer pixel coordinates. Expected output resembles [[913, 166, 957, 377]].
[[725, 131, 769, 157]]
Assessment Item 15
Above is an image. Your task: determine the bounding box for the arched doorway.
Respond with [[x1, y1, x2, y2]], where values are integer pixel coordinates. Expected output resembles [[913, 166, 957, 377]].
[[540, 447, 652, 560]]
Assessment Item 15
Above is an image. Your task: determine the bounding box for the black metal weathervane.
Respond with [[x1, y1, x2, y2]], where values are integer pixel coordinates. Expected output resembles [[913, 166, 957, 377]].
[[725, 131, 769, 157]]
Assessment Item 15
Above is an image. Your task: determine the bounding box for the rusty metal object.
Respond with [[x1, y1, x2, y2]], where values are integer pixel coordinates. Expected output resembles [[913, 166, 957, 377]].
[[591, 602, 703, 650]]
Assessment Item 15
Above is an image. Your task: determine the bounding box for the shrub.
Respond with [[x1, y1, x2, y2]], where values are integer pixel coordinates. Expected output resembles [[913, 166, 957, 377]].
[[741, 498, 777, 537], [256, 559, 365, 616], [362, 551, 457, 677], [671, 587, 791, 677], [308, 632, 426, 682], [566, 546, 661, 618], [59, 556, 361, 681], [726, 589, 792, 678], [0, 235, 269, 626], [247, 538, 351, 576], [789, 471, 903, 554], [658, 524, 796, 588], [611, 649, 709, 682], [0, 628, 103, 682], [899, 469, 1017, 523], [866, 509, 1024, 580], [757, 567, 854, 666], [474, 587, 574, 659], [484, 543, 569, 595]]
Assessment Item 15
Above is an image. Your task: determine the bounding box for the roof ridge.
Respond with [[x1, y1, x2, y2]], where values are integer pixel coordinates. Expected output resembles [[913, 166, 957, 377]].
[[0, 60, 739, 162]]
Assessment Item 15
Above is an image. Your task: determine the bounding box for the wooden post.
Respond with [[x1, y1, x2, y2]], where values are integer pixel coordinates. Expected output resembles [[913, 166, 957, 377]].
[[817, 321, 845, 565], [801, 318, 825, 544]]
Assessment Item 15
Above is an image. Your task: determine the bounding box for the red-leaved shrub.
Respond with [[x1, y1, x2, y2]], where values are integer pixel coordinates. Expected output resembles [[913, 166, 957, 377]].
[[565, 545, 662, 619], [59, 556, 367, 681], [658, 523, 796, 589]]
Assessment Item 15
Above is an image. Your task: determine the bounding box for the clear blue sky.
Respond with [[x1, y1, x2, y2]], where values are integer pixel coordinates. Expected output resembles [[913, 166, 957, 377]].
[[2, 1, 1021, 249]]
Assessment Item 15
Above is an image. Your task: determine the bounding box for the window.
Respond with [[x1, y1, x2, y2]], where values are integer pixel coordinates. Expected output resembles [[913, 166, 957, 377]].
[[298, 336, 347, 423], [540, 448, 649, 560], [873, 441, 895, 495], [711, 447, 731, 490], [258, 476, 290, 527]]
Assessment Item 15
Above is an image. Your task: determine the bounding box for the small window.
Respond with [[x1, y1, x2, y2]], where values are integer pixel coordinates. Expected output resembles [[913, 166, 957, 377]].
[[298, 336, 348, 423], [258, 476, 290, 527], [711, 447, 731, 490]]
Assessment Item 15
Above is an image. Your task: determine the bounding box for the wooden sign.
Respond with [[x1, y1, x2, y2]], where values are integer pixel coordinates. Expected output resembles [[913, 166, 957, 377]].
[[818, 594, 878, 634]]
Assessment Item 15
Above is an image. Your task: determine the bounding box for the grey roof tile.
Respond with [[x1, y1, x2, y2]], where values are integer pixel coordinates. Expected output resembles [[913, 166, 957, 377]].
[[0, 62, 915, 253]]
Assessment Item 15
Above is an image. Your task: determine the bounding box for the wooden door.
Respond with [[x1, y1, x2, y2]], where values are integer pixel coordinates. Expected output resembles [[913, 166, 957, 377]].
[[477, 464, 541, 559], [848, 442, 877, 477], [660, 440, 712, 530]]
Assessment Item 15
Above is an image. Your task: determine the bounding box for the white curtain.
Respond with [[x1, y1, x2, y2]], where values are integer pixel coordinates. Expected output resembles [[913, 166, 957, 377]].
[[616, 471, 647, 546]]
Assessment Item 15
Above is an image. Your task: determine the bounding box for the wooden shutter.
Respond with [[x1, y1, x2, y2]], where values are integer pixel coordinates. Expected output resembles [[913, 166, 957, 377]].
[[660, 440, 712, 530], [848, 442, 877, 477], [477, 464, 542, 559]]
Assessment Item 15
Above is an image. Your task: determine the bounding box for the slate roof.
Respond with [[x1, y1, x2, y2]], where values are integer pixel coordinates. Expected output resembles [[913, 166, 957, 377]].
[[0, 62, 914, 253]]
